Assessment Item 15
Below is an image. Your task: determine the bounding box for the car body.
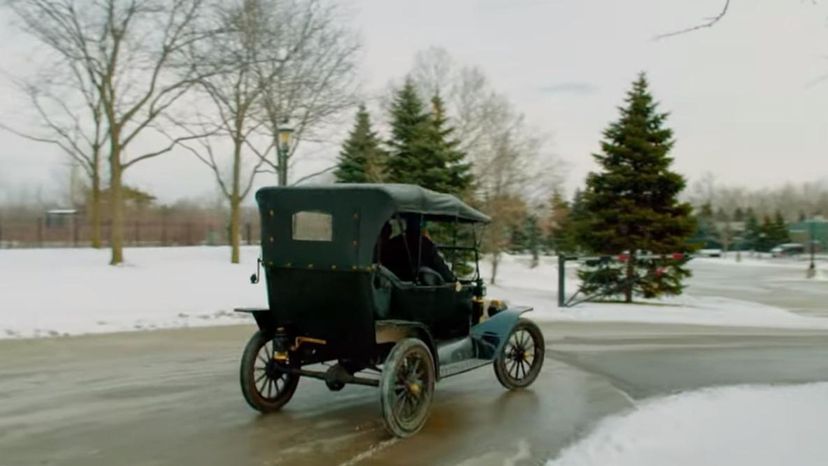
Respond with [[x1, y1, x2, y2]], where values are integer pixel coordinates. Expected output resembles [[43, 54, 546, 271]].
[[698, 248, 723, 258], [771, 243, 805, 257], [235, 184, 545, 437]]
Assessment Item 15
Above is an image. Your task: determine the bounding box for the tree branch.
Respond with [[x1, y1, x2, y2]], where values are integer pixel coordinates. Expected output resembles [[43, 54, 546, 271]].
[[654, 0, 730, 40]]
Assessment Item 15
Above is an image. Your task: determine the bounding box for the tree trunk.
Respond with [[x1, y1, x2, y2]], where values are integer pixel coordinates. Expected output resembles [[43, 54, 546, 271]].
[[230, 195, 241, 264], [230, 139, 243, 264], [624, 254, 635, 303], [90, 171, 102, 249], [109, 141, 124, 265]]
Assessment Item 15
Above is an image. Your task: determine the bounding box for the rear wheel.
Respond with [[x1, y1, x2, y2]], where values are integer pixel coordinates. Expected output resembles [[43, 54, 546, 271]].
[[494, 318, 545, 389], [240, 330, 299, 413], [379, 338, 435, 438]]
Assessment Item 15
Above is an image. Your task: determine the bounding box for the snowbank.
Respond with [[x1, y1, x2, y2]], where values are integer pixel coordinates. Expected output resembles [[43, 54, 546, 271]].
[[0, 246, 265, 338], [547, 383, 828, 466], [526, 295, 828, 329]]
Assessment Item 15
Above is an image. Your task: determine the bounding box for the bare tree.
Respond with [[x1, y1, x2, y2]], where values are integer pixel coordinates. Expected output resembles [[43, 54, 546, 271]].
[[251, 0, 361, 185], [180, 0, 272, 264], [407, 48, 563, 282], [0, 71, 107, 247], [7, 0, 211, 264]]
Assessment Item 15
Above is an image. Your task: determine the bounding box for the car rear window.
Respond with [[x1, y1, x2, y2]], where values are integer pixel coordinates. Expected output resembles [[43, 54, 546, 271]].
[[292, 211, 333, 242]]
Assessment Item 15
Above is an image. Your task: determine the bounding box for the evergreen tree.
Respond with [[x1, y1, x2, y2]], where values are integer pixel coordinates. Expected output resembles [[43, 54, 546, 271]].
[[334, 104, 387, 183], [771, 210, 791, 245], [691, 202, 720, 248], [544, 191, 578, 255], [576, 73, 695, 302], [426, 94, 473, 196], [386, 80, 472, 195], [733, 207, 745, 222], [744, 208, 760, 250], [758, 215, 774, 252]]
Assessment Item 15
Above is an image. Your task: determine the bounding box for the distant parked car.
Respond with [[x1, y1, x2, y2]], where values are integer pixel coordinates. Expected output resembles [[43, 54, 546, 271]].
[[698, 248, 723, 258], [771, 243, 805, 257]]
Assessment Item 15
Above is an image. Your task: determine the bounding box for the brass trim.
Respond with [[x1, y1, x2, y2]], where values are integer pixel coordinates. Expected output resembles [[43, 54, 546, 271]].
[[290, 336, 327, 351]]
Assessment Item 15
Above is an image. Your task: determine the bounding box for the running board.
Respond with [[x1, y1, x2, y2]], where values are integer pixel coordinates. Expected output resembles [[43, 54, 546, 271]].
[[439, 358, 490, 379]]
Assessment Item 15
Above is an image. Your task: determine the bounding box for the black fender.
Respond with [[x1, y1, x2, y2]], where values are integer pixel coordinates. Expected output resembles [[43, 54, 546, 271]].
[[470, 305, 533, 360], [375, 320, 439, 373], [234, 308, 278, 333]]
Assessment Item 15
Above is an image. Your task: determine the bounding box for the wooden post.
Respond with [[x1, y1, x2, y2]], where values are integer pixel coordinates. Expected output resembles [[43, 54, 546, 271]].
[[246, 222, 252, 245]]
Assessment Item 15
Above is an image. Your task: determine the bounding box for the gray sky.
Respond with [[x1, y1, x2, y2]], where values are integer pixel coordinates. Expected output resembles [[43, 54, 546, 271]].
[[1, 0, 827, 204]]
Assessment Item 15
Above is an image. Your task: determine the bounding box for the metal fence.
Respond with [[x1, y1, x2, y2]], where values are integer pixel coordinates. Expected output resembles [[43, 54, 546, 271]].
[[0, 218, 261, 249]]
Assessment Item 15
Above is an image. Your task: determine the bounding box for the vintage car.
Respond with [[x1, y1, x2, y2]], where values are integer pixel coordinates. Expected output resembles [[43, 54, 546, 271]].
[[236, 184, 545, 437]]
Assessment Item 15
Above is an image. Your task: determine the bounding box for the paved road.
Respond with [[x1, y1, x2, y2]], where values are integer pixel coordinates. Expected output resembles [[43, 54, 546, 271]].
[[3, 321, 828, 466]]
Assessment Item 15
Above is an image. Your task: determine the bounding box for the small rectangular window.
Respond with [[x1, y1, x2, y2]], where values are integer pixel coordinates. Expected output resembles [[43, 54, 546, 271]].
[[292, 211, 333, 241]]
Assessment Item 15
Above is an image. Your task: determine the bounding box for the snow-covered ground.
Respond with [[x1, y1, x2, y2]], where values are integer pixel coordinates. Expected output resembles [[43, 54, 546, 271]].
[[547, 383, 828, 466], [485, 254, 828, 329], [0, 247, 266, 338], [1, 247, 828, 339]]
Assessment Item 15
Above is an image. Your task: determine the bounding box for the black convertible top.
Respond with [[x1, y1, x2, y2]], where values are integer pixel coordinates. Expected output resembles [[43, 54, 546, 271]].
[[257, 184, 490, 223]]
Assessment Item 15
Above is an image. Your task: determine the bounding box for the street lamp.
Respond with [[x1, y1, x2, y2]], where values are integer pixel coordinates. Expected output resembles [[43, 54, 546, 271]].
[[276, 120, 293, 186]]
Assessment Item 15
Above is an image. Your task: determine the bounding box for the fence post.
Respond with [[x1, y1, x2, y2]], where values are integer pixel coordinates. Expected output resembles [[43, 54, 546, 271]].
[[557, 255, 566, 308], [246, 222, 252, 245], [135, 221, 140, 246]]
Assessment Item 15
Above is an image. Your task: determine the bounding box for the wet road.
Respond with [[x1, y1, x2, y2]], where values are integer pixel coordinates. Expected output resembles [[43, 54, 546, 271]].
[[2, 321, 828, 466]]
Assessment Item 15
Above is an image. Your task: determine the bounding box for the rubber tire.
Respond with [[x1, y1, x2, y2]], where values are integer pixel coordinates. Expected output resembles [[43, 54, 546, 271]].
[[240, 330, 300, 413], [380, 338, 436, 438], [494, 318, 545, 390]]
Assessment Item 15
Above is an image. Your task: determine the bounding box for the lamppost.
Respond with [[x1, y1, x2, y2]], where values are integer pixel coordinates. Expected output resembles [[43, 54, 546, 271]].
[[276, 120, 293, 186]]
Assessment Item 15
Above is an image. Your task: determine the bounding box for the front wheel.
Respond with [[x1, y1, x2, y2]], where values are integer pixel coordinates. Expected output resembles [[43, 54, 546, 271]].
[[379, 338, 436, 438], [494, 318, 545, 389], [240, 330, 300, 413]]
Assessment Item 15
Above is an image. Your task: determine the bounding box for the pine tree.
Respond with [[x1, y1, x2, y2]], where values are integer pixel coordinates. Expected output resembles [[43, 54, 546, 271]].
[[771, 210, 791, 246], [691, 202, 720, 248], [576, 73, 695, 303], [758, 215, 774, 252], [334, 104, 387, 183], [426, 94, 473, 196], [544, 191, 578, 255], [386, 80, 472, 195], [744, 209, 760, 250]]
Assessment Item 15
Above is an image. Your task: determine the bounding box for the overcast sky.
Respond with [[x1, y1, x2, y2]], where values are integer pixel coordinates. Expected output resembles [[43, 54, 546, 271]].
[[1, 0, 827, 204]]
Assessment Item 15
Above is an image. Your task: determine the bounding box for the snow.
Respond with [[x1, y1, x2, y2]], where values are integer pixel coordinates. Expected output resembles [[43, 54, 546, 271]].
[[483, 254, 828, 329], [1, 247, 828, 339], [0, 246, 265, 338], [547, 383, 828, 466]]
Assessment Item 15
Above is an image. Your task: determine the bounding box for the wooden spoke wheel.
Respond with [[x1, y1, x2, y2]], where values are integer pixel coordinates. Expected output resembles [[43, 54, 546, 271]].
[[380, 338, 435, 438], [240, 330, 300, 413], [494, 318, 545, 389]]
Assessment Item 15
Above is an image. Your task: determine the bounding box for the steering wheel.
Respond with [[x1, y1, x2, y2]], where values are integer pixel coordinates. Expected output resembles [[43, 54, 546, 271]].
[[417, 267, 445, 286]]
